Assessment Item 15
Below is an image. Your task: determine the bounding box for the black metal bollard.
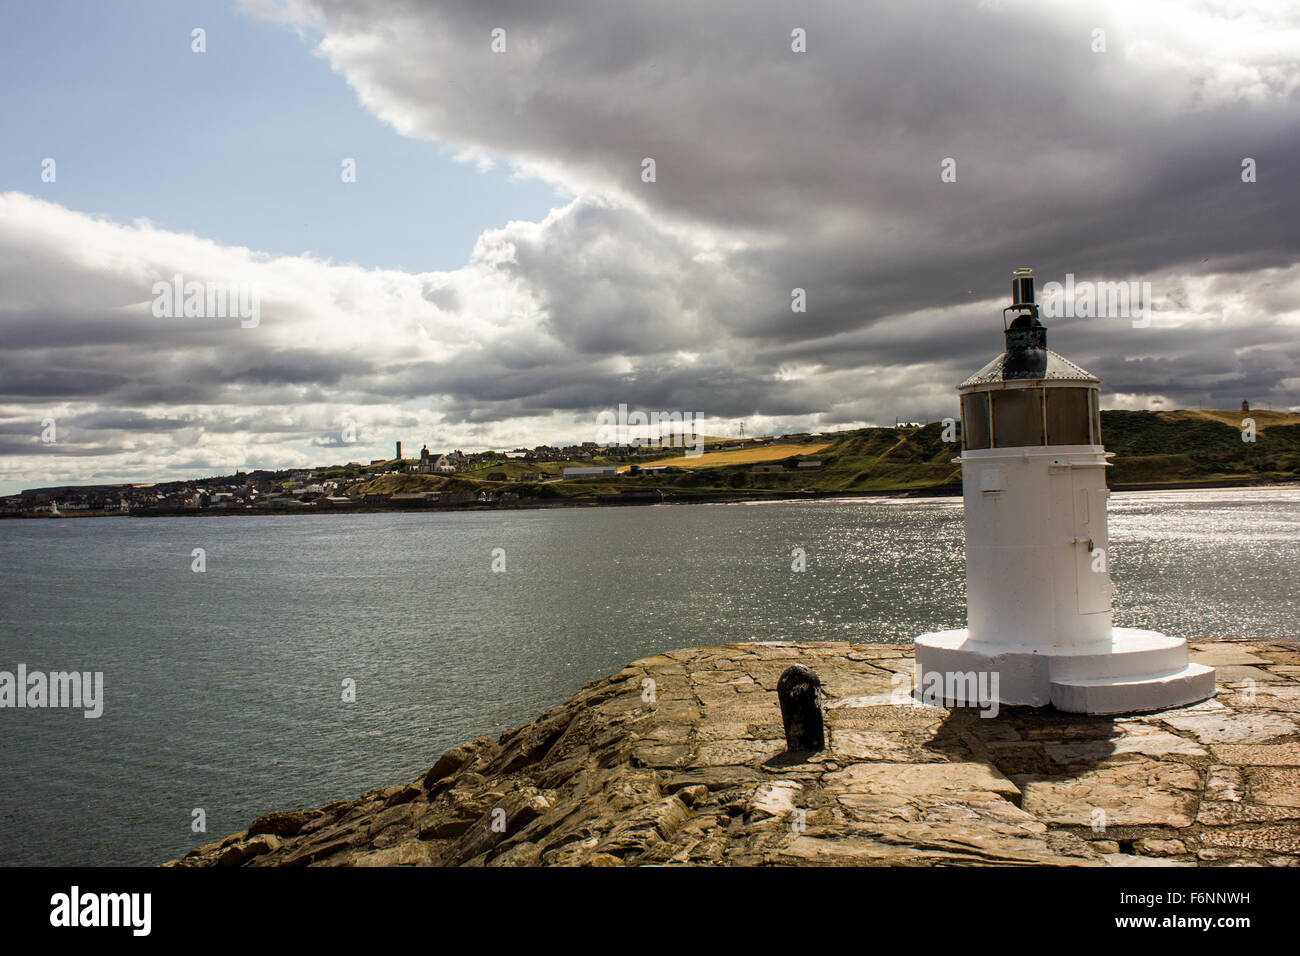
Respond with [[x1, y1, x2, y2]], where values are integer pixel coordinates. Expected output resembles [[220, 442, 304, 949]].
[[777, 664, 825, 752]]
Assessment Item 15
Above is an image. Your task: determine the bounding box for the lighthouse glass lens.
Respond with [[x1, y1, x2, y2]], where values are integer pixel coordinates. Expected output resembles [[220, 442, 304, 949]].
[[1046, 388, 1091, 445], [991, 388, 1044, 447], [961, 393, 990, 449]]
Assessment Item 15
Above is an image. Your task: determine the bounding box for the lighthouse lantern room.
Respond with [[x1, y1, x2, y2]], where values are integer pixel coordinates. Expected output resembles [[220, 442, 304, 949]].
[[913, 269, 1216, 714]]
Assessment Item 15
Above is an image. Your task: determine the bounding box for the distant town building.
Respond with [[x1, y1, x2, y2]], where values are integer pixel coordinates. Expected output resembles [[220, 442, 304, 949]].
[[412, 445, 435, 474]]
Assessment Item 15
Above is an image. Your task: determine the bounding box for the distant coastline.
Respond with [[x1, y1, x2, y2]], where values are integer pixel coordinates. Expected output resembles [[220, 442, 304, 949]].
[[5, 476, 1298, 521], [7, 409, 1299, 520]]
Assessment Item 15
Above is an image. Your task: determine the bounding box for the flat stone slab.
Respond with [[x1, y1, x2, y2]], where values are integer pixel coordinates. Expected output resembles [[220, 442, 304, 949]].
[[825, 761, 1021, 803], [1189, 644, 1271, 666], [1160, 710, 1298, 744], [1044, 725, 1207, 765], [1015, 760, 1202, 828], [1211, 742, 1300, 766], [168, 639, 1300, 868]]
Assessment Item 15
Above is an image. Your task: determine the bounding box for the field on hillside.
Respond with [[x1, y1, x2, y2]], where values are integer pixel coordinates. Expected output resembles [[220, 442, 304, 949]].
[[1102, 409, 1300, 486], [1159, 409, 1300, 430], [345, 410, 1299, 500], [627, 441, 830, 471]]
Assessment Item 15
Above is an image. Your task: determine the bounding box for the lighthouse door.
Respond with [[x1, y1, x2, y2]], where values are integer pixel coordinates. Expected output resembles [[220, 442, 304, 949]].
[[1071, 469, 1111, 615]]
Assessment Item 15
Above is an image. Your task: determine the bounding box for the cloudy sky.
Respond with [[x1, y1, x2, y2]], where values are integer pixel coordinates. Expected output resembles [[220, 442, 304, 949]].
[[1, 0, 1298, 494]]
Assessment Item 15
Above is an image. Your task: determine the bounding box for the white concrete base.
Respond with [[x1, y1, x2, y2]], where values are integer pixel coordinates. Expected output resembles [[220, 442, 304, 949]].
[[913, 626, 1217, 714], [1049, 663, 1217, 715]]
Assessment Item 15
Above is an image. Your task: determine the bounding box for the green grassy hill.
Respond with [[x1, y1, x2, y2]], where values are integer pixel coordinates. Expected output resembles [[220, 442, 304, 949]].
[[1103, 411, 1300, 487], [349, 410, 1300, 501]]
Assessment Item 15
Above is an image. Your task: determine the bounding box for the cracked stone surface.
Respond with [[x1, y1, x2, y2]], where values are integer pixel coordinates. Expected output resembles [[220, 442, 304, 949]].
[[168, 639, 1300, 867]]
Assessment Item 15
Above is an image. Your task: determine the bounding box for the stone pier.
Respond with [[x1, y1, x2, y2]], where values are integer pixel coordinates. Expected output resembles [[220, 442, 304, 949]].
[[170, 639, 1300, 867]]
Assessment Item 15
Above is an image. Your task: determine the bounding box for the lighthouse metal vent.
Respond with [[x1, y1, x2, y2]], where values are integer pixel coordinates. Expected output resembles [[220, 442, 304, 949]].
[[1001, 269, 1047, 378]]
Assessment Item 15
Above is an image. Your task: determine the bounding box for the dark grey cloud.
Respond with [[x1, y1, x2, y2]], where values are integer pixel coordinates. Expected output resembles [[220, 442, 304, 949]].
[[2, 0, 1299, 491], [286, 0, 1300, 321]]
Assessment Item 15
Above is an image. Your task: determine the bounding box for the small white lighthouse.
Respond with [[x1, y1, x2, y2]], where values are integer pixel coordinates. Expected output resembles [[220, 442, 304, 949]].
[[914, 269, 1216, 714]]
